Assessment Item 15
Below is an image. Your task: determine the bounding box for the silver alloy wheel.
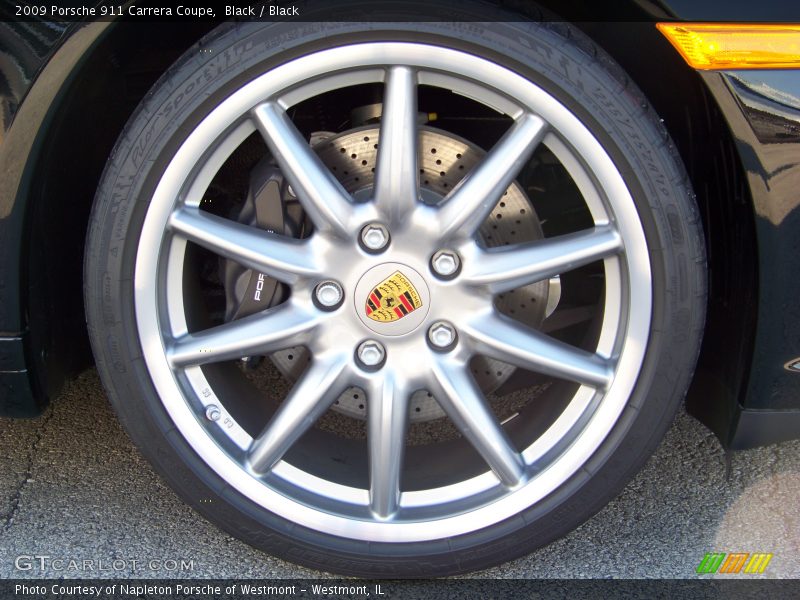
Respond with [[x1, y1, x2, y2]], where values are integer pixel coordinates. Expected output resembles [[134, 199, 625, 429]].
[[134, 43, 651, 540]]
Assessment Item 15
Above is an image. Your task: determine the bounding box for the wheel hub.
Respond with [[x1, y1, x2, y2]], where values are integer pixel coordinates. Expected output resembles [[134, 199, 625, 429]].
[[252, 126, 550, 421]]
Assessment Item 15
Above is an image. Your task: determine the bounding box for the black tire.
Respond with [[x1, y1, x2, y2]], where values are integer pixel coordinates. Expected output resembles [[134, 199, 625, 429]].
[[85, 5, 706, 577]]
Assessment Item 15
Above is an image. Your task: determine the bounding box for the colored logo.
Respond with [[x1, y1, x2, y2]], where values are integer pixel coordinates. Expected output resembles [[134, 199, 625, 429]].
[[365, 271, 422, 323], [696, 552, 773, 574]]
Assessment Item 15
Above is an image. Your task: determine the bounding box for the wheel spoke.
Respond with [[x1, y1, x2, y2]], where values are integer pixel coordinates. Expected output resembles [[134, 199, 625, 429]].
[[252, 102, 354, 237], [247, 357, 350, 474], [463, 226, 622, 293], [464, 312, 613, 389], [429, 360, 525, 487], [167, 303, 318, 368], [366, 374, 410, 519], [169, 208, 318, 283], [437, 113, 546, 239], [373, 67, 419, 223]]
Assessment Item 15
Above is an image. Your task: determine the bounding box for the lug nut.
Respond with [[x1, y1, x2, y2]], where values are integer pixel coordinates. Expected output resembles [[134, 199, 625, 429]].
[[356, 340, 386, 368], [360, 223, 390, 252], [205, 404, 221, 422], [314, 280, 344, 309], [431, 250, 461, 278], [428, 321, 457, 350]]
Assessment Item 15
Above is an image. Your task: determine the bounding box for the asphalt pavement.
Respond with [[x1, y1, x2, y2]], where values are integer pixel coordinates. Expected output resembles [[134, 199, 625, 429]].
[[1, 368, 798, 579]]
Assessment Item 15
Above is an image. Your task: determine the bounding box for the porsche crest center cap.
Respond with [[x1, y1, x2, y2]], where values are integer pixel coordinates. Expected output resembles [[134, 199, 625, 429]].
[[355, 263, 430, 336], [365, 271, 422, 322]]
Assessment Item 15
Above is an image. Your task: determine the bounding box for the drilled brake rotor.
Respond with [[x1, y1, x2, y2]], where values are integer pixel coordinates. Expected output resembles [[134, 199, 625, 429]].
[[223, 126, 549, 422]]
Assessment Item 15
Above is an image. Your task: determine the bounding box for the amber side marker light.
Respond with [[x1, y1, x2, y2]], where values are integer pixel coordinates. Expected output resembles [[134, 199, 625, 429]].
[[657, 23, 800, 69]]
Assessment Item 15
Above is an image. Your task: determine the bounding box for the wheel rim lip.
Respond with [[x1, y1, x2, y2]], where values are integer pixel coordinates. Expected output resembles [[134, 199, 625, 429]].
[[133, 42, 652, 541]]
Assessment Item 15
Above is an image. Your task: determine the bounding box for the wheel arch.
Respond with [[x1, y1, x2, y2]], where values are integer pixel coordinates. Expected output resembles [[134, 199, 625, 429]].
[[572, 20, 760, 447], [9, 21, 215, 412]]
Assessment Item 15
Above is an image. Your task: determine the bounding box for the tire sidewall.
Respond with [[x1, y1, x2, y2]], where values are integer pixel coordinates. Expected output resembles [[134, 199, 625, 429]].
[[85, 16, 704, 576]]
